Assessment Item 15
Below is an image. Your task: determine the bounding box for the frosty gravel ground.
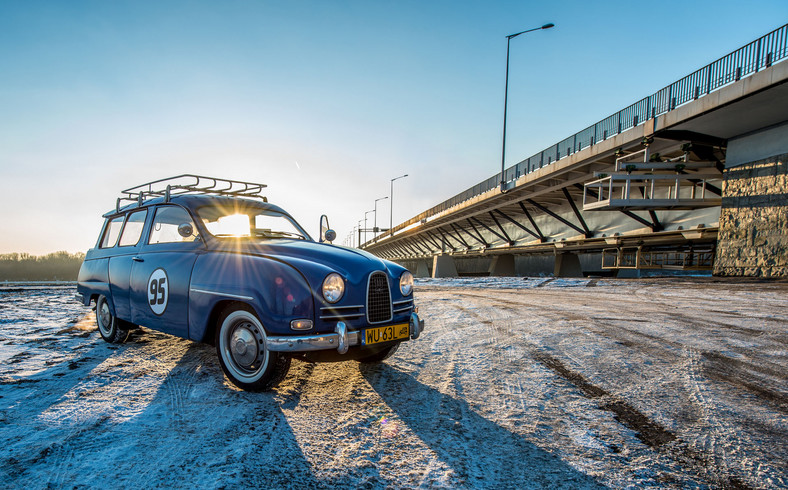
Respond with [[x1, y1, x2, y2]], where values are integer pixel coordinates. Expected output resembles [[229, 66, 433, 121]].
[[1, 278, 786, 489]]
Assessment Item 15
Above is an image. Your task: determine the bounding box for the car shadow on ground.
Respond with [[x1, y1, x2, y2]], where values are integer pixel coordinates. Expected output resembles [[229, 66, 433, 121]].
[[84, 341, 323, 489], [0, 341, 111, 421], [2, 331, 322, 488], [359, 362, 604, 489]]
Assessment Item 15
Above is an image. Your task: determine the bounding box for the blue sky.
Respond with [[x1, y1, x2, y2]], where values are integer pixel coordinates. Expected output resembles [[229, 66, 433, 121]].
[[1, 0, 786, 253]]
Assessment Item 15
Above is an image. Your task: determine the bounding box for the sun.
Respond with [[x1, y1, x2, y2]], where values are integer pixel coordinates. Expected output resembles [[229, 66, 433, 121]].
[[211, 214, 251, 237]]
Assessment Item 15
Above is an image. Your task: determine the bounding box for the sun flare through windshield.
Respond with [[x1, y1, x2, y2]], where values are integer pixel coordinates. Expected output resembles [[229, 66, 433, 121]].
[[197, 206, 309, 240]]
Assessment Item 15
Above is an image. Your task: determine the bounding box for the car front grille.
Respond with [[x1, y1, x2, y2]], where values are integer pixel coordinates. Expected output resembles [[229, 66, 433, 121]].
[[366, 272, 392, 324]]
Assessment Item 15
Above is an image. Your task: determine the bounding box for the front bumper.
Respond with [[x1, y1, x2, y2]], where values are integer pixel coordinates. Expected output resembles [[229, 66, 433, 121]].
[[267, 311, 424, 355]]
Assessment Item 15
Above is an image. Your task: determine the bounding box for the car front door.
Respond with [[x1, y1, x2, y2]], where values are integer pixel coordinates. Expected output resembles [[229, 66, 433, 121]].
[[130, 205, 201, 338], [107, 208, 149, 321]]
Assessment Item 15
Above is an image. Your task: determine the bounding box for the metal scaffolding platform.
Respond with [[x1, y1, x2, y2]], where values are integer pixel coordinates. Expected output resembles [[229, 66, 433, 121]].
[[583, 172, 722, 211], [602, 246, 715, 270]]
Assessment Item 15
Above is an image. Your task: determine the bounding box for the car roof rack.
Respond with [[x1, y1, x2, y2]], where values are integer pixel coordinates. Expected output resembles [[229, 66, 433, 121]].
[[114, 174, 268, 213]]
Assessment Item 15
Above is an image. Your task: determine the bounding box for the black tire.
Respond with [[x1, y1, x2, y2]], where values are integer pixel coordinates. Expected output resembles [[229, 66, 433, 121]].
[[95, 295, 130, 344], [215, 304, 290, 391], [357, 343, 399, 363]]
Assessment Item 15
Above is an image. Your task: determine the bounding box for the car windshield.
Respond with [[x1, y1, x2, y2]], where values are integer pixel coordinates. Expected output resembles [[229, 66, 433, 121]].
[[197, 204, 310, 241]]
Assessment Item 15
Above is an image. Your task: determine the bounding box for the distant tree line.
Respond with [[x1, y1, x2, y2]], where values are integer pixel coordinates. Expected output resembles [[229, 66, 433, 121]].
[[0, 251, 85, 281]]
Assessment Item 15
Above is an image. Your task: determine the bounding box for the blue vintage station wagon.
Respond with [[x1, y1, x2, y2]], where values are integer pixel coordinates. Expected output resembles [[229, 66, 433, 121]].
[[77, 175, 424, 391]]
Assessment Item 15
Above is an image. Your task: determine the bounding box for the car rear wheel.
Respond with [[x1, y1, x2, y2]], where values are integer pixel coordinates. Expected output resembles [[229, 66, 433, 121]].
[[357, 343, 399, 363], [95, 295, 130, 344], [215, 304, 290, 391]]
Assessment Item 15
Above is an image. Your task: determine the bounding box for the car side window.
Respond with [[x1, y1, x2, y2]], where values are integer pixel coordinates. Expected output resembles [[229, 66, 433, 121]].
[[118, 209, 148, 247], [148, 206, 195, 244], [100, 216, 125, 248]]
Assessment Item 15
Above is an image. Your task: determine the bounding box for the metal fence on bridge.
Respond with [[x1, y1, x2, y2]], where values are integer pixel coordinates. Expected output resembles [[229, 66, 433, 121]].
[[380, 23, 788, 242]]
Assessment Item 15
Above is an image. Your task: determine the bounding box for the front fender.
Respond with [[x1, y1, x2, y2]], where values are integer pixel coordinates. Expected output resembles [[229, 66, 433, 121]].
[[188, 253, 315, 340]]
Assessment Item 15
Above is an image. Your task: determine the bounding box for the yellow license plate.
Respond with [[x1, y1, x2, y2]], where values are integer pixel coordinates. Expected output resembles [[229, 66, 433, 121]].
[[362, 323, 410, 345]]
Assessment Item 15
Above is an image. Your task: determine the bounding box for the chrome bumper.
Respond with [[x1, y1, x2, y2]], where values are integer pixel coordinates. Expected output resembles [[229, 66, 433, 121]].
[[267, 312, 424, 355]]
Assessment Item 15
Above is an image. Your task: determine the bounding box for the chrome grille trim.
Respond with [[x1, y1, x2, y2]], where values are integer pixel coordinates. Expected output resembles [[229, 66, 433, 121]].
[[320, 313, 364, 321], [320, 305, 364, 321], [392, 298, 414, 315], [366, 271, 392, 324]]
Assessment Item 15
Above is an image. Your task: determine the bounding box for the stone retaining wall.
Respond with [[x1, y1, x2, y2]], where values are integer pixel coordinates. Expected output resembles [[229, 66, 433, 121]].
[[714, 153, 788, 277]]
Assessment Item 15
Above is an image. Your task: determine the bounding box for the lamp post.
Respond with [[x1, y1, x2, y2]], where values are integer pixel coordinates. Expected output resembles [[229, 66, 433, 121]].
[[364, 210, 374, 245], [374, 196, 388, 240], [357, 220, 363, 248], [390, 173, 409, 232], [500, 22, 554, 193]]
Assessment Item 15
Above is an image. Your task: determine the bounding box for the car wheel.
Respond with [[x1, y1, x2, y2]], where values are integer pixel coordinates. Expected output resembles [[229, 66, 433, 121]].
[[357, 343, 399, 363], [215, 304, 290, 391], [95, 295, 130, 344]]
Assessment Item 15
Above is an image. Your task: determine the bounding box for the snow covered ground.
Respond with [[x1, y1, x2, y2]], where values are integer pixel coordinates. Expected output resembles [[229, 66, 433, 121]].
[[1, 278, 786, 489]]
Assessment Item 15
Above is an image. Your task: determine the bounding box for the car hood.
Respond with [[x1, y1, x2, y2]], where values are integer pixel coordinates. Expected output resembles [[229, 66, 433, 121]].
[[208, 239, 395, 277]]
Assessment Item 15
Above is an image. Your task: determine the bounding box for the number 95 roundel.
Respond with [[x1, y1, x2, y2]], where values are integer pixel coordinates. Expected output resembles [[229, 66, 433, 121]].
[[147, 268, 169, 315]]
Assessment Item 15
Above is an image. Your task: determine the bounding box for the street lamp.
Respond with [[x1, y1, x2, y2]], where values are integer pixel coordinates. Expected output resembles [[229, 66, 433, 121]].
[[364, 210, 374, 245], [357, 220, 363, 248], [390, 174, 409, 232], [500, 22, 554, 193], [374, 196, 388, 240]]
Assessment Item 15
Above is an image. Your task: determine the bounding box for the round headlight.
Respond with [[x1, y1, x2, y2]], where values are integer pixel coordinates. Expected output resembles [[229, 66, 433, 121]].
[[322, 273, 345, 303], [399, 271, 414, 296]]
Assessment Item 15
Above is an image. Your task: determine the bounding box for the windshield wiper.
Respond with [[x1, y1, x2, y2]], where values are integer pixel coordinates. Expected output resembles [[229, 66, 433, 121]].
[[252, 230, 305, 240]]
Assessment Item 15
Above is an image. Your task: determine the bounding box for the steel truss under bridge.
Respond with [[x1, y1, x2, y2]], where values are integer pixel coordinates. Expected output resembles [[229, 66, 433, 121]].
[[362, 136, 723, 266]]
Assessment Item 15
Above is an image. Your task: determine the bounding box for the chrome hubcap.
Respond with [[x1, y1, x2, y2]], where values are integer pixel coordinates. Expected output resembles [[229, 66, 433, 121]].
[[219, 311, 270, 382], [229, 322, 263, 370], [98, 301, 111, 333]]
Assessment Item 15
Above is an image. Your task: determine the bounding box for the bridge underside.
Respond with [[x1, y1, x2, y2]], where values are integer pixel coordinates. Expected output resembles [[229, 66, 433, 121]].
[[364, 134, 724, 276]]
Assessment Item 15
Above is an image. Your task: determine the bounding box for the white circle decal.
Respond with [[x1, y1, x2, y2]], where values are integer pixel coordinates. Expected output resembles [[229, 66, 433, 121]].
[[147, 268, 169, 316]]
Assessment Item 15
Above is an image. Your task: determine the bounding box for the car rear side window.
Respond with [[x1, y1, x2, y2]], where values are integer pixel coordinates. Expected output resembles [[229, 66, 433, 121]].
[[100, 216, 125, 248], [118, 210, 148, 247], [149, 206, 195, 244]]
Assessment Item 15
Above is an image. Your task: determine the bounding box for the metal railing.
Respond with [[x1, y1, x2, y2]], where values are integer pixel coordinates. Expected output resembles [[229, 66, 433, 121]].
[[376, 23, 788, 244]]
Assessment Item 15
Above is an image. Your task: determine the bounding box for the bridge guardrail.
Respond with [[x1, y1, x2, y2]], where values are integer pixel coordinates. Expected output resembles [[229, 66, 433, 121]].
[[378, 23, 788, 244]]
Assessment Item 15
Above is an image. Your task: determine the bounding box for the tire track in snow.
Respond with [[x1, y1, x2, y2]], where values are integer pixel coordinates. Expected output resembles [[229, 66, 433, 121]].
[[458, 300, 677, 446], [466, 287, 788, 415], [449, 288, 756, 489]]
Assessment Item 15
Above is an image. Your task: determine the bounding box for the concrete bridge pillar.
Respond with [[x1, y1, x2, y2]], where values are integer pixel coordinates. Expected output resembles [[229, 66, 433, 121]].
[[554, 253, 583, 278], [414, 260, 430, 278], [432, 254, 458, 278], [488, 254, 516, 276]]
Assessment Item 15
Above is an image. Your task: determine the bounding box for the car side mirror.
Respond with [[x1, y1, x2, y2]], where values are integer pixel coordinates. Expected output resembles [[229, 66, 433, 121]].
[[319, 215, 335, 243], [177, 223, 194, 238]]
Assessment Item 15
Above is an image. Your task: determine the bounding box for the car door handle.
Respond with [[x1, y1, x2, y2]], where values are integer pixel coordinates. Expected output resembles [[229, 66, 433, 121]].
[[132, 257, 144, 262]]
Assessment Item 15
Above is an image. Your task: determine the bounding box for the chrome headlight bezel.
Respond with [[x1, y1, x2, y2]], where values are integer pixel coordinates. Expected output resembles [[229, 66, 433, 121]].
[[322, 272, 345, 303], [399, 271, 414, 296]]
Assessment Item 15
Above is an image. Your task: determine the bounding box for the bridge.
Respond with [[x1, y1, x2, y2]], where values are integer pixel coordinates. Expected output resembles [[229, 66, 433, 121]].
[[361, 24, 788, 278]]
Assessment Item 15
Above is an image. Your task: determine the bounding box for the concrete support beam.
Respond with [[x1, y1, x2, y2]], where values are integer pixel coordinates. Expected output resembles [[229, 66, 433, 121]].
[[414, 260, 430, 278], [554, 253, 583, 278], [489, 254, 516, 277], [432, 254, 458, 278], [726, 121, 788, 168]]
